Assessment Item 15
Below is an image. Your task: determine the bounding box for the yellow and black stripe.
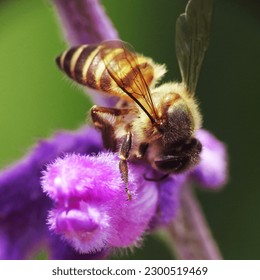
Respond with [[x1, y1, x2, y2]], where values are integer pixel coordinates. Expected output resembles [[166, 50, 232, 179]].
[[56, 43, 154, 98], [56, 45, 97, 84]]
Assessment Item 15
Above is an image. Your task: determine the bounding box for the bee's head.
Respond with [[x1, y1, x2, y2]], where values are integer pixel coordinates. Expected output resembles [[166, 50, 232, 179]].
[[156, 100, 194, 145], [154, 137, 202, 173], [152, 89, 202, 173]]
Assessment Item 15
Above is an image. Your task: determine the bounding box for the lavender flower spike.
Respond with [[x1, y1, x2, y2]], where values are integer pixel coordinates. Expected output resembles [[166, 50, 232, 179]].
[[0, 0, 228, 259]]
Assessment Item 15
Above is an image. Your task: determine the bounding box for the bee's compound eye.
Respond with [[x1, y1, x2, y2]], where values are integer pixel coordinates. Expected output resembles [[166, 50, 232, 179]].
[[184, 138, 202, 152], [154, 156, 189, 173]]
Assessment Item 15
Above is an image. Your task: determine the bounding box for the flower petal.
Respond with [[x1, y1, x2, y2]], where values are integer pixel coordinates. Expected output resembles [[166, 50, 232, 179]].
[[149, 174, 187, 228], [42, 153, 158, 253], [0, 197, 50, 260], [0, 126, 103, 259], [48, 234, 110, 259], [192, 129, 228, 189]]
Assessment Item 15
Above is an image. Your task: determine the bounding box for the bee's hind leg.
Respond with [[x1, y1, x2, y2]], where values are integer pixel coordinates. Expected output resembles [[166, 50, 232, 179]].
[[119, 131, 132, 200]]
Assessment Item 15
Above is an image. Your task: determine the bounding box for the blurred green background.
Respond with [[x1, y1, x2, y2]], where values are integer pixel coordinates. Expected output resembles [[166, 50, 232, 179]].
[[0, 0, 259, 259]]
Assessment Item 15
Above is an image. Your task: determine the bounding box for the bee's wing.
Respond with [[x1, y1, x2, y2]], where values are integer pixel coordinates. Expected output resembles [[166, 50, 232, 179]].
[[176, 0, 213, 95], [100, 40, 159, 123]]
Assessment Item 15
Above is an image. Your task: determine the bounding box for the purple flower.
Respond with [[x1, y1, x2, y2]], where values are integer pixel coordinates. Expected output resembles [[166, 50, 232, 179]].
[[0, 0, 228, 259], [192, 129, 228, 188], [42, 153, 158, 253]]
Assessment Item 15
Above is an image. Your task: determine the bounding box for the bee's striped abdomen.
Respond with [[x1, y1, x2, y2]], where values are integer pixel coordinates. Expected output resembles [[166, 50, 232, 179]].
[[56, 45, 119, 90], [56, 42, 155, 99], [56, 45, 98, 85]]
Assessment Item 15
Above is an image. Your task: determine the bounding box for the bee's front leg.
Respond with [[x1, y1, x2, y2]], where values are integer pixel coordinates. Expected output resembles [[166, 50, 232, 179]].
[[119, 131, 132, 200], [91, 106, 133, 200], [91, 105, 129, 151]]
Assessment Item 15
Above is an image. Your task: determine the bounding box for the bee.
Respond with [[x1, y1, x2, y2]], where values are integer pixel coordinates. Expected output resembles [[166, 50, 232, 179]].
[[56, 0, 213, 200]]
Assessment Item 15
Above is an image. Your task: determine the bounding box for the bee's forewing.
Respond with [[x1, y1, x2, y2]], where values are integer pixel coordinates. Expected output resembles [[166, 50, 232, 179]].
[[176, 0, 213, 95]]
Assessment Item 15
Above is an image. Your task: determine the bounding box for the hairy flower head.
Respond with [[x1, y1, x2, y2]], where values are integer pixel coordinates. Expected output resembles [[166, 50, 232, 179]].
[[42, 153, 158, 253]]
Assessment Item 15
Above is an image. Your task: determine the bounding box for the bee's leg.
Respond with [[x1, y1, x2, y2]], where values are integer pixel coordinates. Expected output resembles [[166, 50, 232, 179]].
[[91, 105, 132, 199], [90, 105, 130, 151], [119, 131, 132, 200]]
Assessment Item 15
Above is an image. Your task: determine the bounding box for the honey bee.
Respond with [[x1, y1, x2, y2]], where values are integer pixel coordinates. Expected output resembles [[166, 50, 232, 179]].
[[56, 0, 213, 199]]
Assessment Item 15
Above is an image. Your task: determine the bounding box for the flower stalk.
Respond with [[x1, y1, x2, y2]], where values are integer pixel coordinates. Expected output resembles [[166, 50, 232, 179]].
[[166, 185, 222, 260], [53, 0, 118, 45]]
